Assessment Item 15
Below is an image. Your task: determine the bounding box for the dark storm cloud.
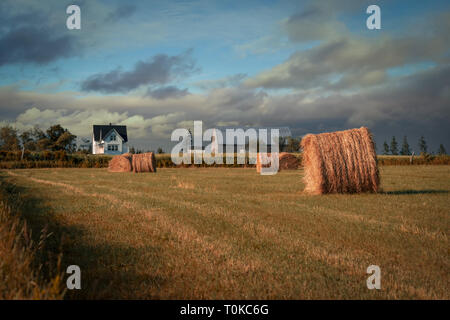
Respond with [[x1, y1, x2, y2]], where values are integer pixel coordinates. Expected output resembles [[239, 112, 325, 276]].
[[0, 65, 449, 150], [81, 50, 197, 93], [281, 65, 450, 151], [245, 33, 448, 90], [0, 2, 78, 67], [0, 27, 76, 66], [146, 86, 189, 99], [254, 4, 450, 91], [0, 1, 142, 68]]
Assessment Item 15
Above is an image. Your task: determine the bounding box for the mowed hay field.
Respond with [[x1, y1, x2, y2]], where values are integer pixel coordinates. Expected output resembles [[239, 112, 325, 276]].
[[0, 166, 448, 299]]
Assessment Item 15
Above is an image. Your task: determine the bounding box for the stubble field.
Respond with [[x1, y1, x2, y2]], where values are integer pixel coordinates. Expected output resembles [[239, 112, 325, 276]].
[[0, 166, 448, 299]]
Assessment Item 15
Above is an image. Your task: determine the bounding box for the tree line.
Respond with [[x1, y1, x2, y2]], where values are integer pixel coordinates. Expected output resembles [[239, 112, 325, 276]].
[[0, 124, 76, 153], [381, 136, 446, 156], [1, 124, 447, 157]]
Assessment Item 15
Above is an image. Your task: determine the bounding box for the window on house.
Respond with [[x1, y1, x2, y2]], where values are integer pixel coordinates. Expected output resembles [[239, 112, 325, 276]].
[[111, 134, 116, 141]]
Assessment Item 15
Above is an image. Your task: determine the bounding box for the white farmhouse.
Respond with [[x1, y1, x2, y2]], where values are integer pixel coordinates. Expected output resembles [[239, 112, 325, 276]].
[[92, 124, 129, 155]]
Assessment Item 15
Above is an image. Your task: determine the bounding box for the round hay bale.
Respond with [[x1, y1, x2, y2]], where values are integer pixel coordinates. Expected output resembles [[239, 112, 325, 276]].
[[256, 152, 299, 173], [300, 127, 379, 194], [108, 153, 132, 172], [132, 152, 157, 173], [256, 152, 272, 173], [279, 152, 299, 170]]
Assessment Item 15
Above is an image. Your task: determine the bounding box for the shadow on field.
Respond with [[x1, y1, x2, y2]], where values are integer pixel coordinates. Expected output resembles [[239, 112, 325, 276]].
[[382, 189, 449, 195], [0, 172, 167, 299]]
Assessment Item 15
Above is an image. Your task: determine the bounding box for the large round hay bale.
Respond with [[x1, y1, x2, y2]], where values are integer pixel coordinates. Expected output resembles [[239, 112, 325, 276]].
[[108, 153, 132, 172], [300, 127, 379, 194], [132, 152, 157, 173]]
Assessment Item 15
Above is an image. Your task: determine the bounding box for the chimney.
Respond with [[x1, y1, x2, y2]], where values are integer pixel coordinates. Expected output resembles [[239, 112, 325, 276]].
[[109, 122, 112, 126]]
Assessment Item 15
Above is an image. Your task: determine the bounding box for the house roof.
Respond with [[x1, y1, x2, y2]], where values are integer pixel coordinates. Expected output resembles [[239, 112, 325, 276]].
[[93, 124, 128, 142]]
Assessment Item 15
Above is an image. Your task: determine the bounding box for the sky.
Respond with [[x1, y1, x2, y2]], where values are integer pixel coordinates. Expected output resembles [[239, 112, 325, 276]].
[[0, 0, 449, 153]]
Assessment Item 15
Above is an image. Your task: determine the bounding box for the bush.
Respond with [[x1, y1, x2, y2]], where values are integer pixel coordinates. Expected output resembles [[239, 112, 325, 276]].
[[0, 152, 448, 170], [377, 154, 450, 165]]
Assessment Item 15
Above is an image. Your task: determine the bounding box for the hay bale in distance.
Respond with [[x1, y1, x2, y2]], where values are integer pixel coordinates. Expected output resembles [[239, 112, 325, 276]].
[[279, 152, 299, 170], [132, 152, 157, 173], [256, 152, 271, 173], [256, 152, 299, 173], [108, 153, 132, 172], [300, 127, 379, 194]]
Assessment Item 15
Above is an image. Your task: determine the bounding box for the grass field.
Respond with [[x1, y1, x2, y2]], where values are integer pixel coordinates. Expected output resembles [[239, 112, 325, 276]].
[[0, 166, 448, 299]]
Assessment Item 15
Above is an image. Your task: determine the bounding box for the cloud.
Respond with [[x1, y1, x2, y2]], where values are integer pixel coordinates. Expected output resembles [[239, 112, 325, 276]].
[[81, 50, 197, 93], [283, 4, 347, 43], [194, 73, 247, 90], [242, 2, 449, 92], [4, 106, 187, 141], [1, 64, 449, 150], [0, 1, 79, 67], [0, 0, 164, 66], [0, 27, 76, 66], [145, 86, 189, 99], [244, 31, 448, 91], [106, 4, 137, 21]]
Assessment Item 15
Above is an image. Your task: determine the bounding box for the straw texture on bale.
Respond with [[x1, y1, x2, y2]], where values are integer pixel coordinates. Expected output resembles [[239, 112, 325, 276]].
[[108, 153, 132, 172], [132, 152, 157, 173], [279, 152, 299, 170], [300, 127, 379, 194], [256, 152, 298, 173]]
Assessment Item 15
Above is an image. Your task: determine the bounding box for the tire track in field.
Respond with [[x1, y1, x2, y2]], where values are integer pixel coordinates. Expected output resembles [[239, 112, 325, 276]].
[[94, 176, 448, 242], [5, 170, 267, 297], [94, 182, 376, 278], [6, 170, 442, 298], [98, 179, 444, 299], [5, 171, 137, 209]]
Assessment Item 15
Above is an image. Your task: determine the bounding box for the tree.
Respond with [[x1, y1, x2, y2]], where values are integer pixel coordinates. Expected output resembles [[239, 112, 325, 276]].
[[400, 136, 411, 155], [438, 144, 447, 155], [284, 137, 301, 153], [56, 131, 77, 152], [157, 147, 164, 154], [129, 146, 136, 154], [389, 136, 398, 155], [418, 136, 427, 154], [20, 129, 37, 151], [44, 124, 77, 152], [383, 141, 389, 155], [278, 137, 287, 152], [0, 125, 20, 151]]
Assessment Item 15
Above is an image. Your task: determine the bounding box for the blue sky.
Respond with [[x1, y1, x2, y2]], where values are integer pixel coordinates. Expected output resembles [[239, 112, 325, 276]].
[[0, 0, 449, 151]]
